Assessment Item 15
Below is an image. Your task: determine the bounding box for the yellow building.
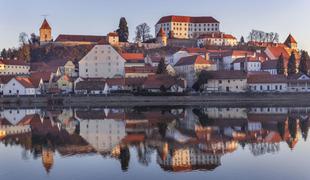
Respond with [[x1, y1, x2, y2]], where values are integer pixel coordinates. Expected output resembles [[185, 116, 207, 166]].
[[40, 19, 52, 43]]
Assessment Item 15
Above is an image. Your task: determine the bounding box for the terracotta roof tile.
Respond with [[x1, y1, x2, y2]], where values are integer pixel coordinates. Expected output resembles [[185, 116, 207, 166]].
[[175, 55, 214, 66], [284, 34, 297, 45], [205, 71, 247, 80], [247, 74, 287, 83], [157, 15, 219, 24], [55, 34, 106, 43], [40, 19, 51, 30]]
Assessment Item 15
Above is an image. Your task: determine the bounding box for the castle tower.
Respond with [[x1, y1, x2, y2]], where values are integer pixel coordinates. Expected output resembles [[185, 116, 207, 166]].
[[284, 34, 297, 51], [40, 19, 52, 43], [42, 148, 54, 174], [157, 27, 167, 46]]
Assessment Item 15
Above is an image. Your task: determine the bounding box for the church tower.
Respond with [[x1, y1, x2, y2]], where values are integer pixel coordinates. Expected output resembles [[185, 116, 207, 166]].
[[156, 27, 167, 46], [284, 34, 298, 51], [40, 19, 52, 43]]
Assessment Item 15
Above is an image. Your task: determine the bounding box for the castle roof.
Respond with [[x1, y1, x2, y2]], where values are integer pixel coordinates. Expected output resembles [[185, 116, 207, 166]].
[[55, 34, 106, 43], [40, 19, 51, 30], [284, 34, 297, 45], [157, 15, 219, 24]]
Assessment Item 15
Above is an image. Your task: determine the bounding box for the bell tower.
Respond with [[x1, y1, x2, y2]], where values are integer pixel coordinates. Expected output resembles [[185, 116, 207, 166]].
[[40, 18, 52, 43]]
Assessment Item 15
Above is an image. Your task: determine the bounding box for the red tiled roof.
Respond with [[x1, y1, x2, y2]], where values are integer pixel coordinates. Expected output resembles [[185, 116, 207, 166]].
[[121, 53, 145, 60], [75, 80, 106, 91], [30, 71, 52, 82], [247, 74, 287, 83], [266, 46, 290, 60], [15, 77, 35, 88], [284, 34, 297, 45], [0, 76, 14, 84], [0, 59, 29, 66], [198, 33, 236, 39], [125, 65, 156, 74], [261, 60, 278, 70], [205, 71, 247, 80], [175, 55, 214, 66], [157, 15, 219, 24], [108, 32, 118, 37], [55, 34, 106, 43], [143, 75, 185, 89], [40, 19, 51, 30], [181, 47, 207, 54], [107, 78, 126, 86]]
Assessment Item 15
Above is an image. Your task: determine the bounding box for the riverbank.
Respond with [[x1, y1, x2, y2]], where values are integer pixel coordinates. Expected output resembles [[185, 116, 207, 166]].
[[1, 93, 310, 108]]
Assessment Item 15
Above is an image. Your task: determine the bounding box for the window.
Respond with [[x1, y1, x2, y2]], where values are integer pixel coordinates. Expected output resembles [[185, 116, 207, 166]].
[[219, 80, 222, 84]]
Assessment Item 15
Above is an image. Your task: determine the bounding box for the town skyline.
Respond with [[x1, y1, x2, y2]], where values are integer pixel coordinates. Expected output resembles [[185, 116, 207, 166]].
[[0, 0, 309, 51]]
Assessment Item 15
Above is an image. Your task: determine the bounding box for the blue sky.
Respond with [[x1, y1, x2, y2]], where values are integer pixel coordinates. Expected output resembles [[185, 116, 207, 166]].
[[0, 0, 309, 51]]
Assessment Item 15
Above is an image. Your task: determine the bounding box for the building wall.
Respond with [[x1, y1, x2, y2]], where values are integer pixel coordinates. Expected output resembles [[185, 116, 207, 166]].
[[203, 79, 247, 92], [40, 29, 52, 42], [248, 83, 287, 92], [263, 69, 277, 75], [3, 79, 36, 96], [79, 119, 126, 153], [156, 22, 220, 39], [198, 37, 237, 47], [233, 62, 261, 71], [79, 45, 125, 78], [0, 64, 30, 75]]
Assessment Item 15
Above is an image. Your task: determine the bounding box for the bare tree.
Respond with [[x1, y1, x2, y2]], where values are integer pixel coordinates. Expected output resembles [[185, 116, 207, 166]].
[[19, 32, 29, 45], [135, 23, 153, 43], [247, 30, 279, 43]]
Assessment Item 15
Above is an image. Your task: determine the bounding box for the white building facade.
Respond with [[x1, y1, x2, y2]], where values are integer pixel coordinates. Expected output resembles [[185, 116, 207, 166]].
[[79, 45, 126, 78], [155, 15, 220, 39]]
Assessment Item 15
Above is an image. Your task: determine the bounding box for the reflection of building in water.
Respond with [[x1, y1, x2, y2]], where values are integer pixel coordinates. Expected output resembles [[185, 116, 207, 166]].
[[42, 148, 54, 173], [204, 107, 247, 119], [77, 110, 126, 154], [157, 146, 221, 172]]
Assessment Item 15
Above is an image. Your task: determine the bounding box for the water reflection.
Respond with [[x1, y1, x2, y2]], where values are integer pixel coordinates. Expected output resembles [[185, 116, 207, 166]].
[[0, 106, 309, 174]]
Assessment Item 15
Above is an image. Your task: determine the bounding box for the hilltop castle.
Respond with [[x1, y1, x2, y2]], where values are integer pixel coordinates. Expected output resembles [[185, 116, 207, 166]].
[[38, 19, 119, 46]]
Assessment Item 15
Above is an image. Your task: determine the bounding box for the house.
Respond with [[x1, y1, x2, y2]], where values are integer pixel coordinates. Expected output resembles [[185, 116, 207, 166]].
[[202, 71, 247, 93], [0, 76, 14, 94], [121, 53, 145, 67], [106, 78, 126, 92], [125, 64, 156, 78], [197, 32, 237, 47], [75, 80, 108, 94], [261, 60, 278, 75], [155, 15, 220, 39], [247, 74, 287, 92], [287, 73, 310, 92], [56, 75, 75, 94], [0, 58, 30, 76], [142, 75, 186, 93], [55, 60, 78, 77], [145, 54, 162, 67], [222, 50, 255, 70], [30, 71, 53, 94], [79, 44, 126, 78], [232, 57, 262, 72], [174, 55, 216, 88], [3, 77, 38, 96]]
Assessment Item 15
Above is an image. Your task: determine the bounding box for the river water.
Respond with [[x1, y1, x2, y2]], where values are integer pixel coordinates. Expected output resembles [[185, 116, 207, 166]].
[[1, 106, 310, 180]]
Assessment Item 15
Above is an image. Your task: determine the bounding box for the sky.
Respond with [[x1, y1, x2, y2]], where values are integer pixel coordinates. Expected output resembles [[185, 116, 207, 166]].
[[0, 0, 309, 51]]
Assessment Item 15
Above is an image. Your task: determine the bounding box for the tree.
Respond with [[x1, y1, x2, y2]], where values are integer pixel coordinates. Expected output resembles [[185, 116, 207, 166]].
[[276, 54, 285, 75], [287, 52, 297, 76], [19, 32, 29, 45], [156, 58, 166, 74], [29, 33, 40, 46], [116, 17, 129, 42], [192, 70, 210, 92], [135, 23, 153, 42], [19, 45, 31, 62], [240, 36, 245, 44], [247, 30, 279, 43], [299, 50, 310, 75], [1, 48, 7, 58]]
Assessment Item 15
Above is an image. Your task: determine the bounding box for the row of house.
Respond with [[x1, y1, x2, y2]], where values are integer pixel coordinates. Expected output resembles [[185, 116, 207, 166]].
[[201, 71, 310, 93]]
